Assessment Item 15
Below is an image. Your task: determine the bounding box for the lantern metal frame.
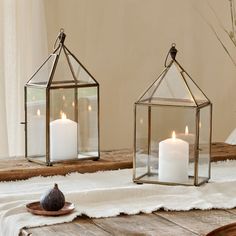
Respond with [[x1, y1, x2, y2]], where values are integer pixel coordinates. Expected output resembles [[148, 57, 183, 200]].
[[133, 44, 212, 186], [23, 29, 100, 166]]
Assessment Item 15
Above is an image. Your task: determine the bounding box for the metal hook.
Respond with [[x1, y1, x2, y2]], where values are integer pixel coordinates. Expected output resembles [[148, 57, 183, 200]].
[[164, 43, 178, 67], [53, 28, 66, 50]]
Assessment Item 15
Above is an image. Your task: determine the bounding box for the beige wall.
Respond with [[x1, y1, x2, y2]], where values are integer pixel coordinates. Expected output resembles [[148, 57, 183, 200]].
[[44, 0, 236, 150]]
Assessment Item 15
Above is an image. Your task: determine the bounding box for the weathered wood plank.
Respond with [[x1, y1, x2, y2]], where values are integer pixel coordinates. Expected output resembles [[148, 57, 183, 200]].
[[154, 209, 236, 235], [1, 142, 236, 181], [92, 213, 197, 236], [211, 143, 236, 162], [22, 217, 110, 236], [225, 208, 236, 215], [0, 150, 132, 181]]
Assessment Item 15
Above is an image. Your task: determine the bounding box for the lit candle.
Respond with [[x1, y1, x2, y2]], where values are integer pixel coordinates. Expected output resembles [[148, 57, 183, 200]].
[[50, 112, 78, 161], [28, 109, 45, 156], [177, 126, 195, 144], [159, 131, 189, 183]]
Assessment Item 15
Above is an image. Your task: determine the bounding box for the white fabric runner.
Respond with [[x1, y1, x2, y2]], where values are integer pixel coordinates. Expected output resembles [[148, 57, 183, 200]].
[[1, 160, 236, 236]]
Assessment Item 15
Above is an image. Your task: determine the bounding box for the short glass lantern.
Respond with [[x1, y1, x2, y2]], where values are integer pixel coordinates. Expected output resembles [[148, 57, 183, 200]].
[[133, 44, 212, 186], [23, 29, 100, 165]]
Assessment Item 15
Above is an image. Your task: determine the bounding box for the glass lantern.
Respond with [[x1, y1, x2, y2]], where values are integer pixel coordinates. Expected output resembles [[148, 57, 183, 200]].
[[133, 44, 212, 186], [23, 29, 100, 165]]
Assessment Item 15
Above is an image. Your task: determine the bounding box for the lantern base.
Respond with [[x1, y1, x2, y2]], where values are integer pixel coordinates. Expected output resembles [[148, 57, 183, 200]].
[[25, 153, 100, 166], [133, 172, 209, 186]]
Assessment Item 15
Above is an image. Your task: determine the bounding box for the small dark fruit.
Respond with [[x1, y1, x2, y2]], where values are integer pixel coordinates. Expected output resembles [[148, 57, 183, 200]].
[[40, 183, 65, 211]]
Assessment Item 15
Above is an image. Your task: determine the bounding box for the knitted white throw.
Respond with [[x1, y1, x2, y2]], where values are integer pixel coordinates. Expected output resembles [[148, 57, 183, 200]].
[[1, 160, 236, 236]]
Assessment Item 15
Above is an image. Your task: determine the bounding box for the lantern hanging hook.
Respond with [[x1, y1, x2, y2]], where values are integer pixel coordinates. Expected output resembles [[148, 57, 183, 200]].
[[164, 43, 178, 67], [53, 28, 66, 50]]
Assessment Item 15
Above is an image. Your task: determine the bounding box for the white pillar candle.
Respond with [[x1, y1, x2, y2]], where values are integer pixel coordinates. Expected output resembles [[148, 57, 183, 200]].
[[50, 113, 78, 161], [28, 109, 45, 156], [177, 126, 195, 144], [159, 131, 189, 183]]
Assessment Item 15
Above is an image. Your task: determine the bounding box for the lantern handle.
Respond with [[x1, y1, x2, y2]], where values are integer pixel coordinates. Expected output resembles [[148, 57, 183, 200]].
[[164, 43, 178, 67], [53, 28, 66, 50]]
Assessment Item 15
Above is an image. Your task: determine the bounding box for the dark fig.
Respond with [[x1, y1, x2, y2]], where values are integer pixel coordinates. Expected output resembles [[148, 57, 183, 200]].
[[40, 183, 65, 211]]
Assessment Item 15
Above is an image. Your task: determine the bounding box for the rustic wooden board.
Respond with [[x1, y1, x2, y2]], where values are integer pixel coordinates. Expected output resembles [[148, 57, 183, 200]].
[[0, 150, 132, 181], [22, 209, 236, 236], [225, 209, 236, 215], [0, 142, 236, 181], [92, 213, 196, 236], [155, 210, 236, 235], [22, 214, 196, 236], [211, 142, 236, 162], [22, 217, 110, 236]]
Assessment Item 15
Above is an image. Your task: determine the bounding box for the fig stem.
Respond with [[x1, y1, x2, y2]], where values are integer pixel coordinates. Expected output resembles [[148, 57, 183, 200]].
[[54, 183, 58, 188]]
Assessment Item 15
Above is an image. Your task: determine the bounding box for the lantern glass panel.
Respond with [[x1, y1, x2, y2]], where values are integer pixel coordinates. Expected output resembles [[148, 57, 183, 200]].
[[26, 87, 46, 159], [67, 52, 97, 84], [52, 49, 75, 85], [28, 55, 56, 87], [182, 71, 209, 105], [197, 105, 211, 184], [49, 86, 99, 162], [51, 48, 97, 87], [50, 88, 76, 121], [135, 104, 197, 185], [134, 105, 149, 179], [78, 87, 99, 158], [139, 62, 209, 107]]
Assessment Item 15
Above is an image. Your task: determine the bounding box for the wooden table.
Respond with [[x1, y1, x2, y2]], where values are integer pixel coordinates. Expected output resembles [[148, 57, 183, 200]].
[[21, 209, 236, 236], [0, 142, 235, 181], [1, 142, 235, 236]]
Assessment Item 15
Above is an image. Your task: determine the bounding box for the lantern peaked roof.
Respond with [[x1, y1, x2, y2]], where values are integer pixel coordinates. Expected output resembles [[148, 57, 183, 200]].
[[26, 29, 99, 89], [137, 44, 210, 107]]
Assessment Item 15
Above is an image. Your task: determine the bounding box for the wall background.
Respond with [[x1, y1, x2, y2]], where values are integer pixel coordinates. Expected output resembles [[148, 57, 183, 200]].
[[43, 0, 236, 150]]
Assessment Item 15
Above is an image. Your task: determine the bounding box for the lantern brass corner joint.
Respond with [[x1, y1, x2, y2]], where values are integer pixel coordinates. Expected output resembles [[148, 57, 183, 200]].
[[133, 43, 212, 186], [23, 29, 100, 166]]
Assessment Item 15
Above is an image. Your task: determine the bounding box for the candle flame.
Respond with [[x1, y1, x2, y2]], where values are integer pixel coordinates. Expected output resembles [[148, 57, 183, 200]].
[[172, 131, 176, 140], [199, 122, 202, 128], [61, 112, 67, 120], [72, 102, 75, 107], [62, 95, 66, 101], [140, 118, 143, 124], [88, 105, 92, 111], [185, 126, 189, 135], [37, 109, 40, 116]]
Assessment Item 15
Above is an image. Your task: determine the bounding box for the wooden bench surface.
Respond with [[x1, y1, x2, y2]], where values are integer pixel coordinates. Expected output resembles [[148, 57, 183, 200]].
[[1, 142, 235, 235], [21, 209, 236, 236], [0, 142, 235, 181]]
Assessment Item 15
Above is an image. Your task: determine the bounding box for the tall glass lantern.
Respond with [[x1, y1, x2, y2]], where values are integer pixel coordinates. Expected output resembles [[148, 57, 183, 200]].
[[23, 29, 100, 165], [133, 44, 212, 186]]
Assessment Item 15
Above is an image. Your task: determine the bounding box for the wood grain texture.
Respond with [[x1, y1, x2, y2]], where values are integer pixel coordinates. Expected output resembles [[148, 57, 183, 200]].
[[27, 210, 236, 236], [23, 217, 110, 236], [1, 142, 236, 181], [92, 213, 197, 236], [0, 150, 132, 181], [155, 210, 236, 235], [211, 143, 236, 162]]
